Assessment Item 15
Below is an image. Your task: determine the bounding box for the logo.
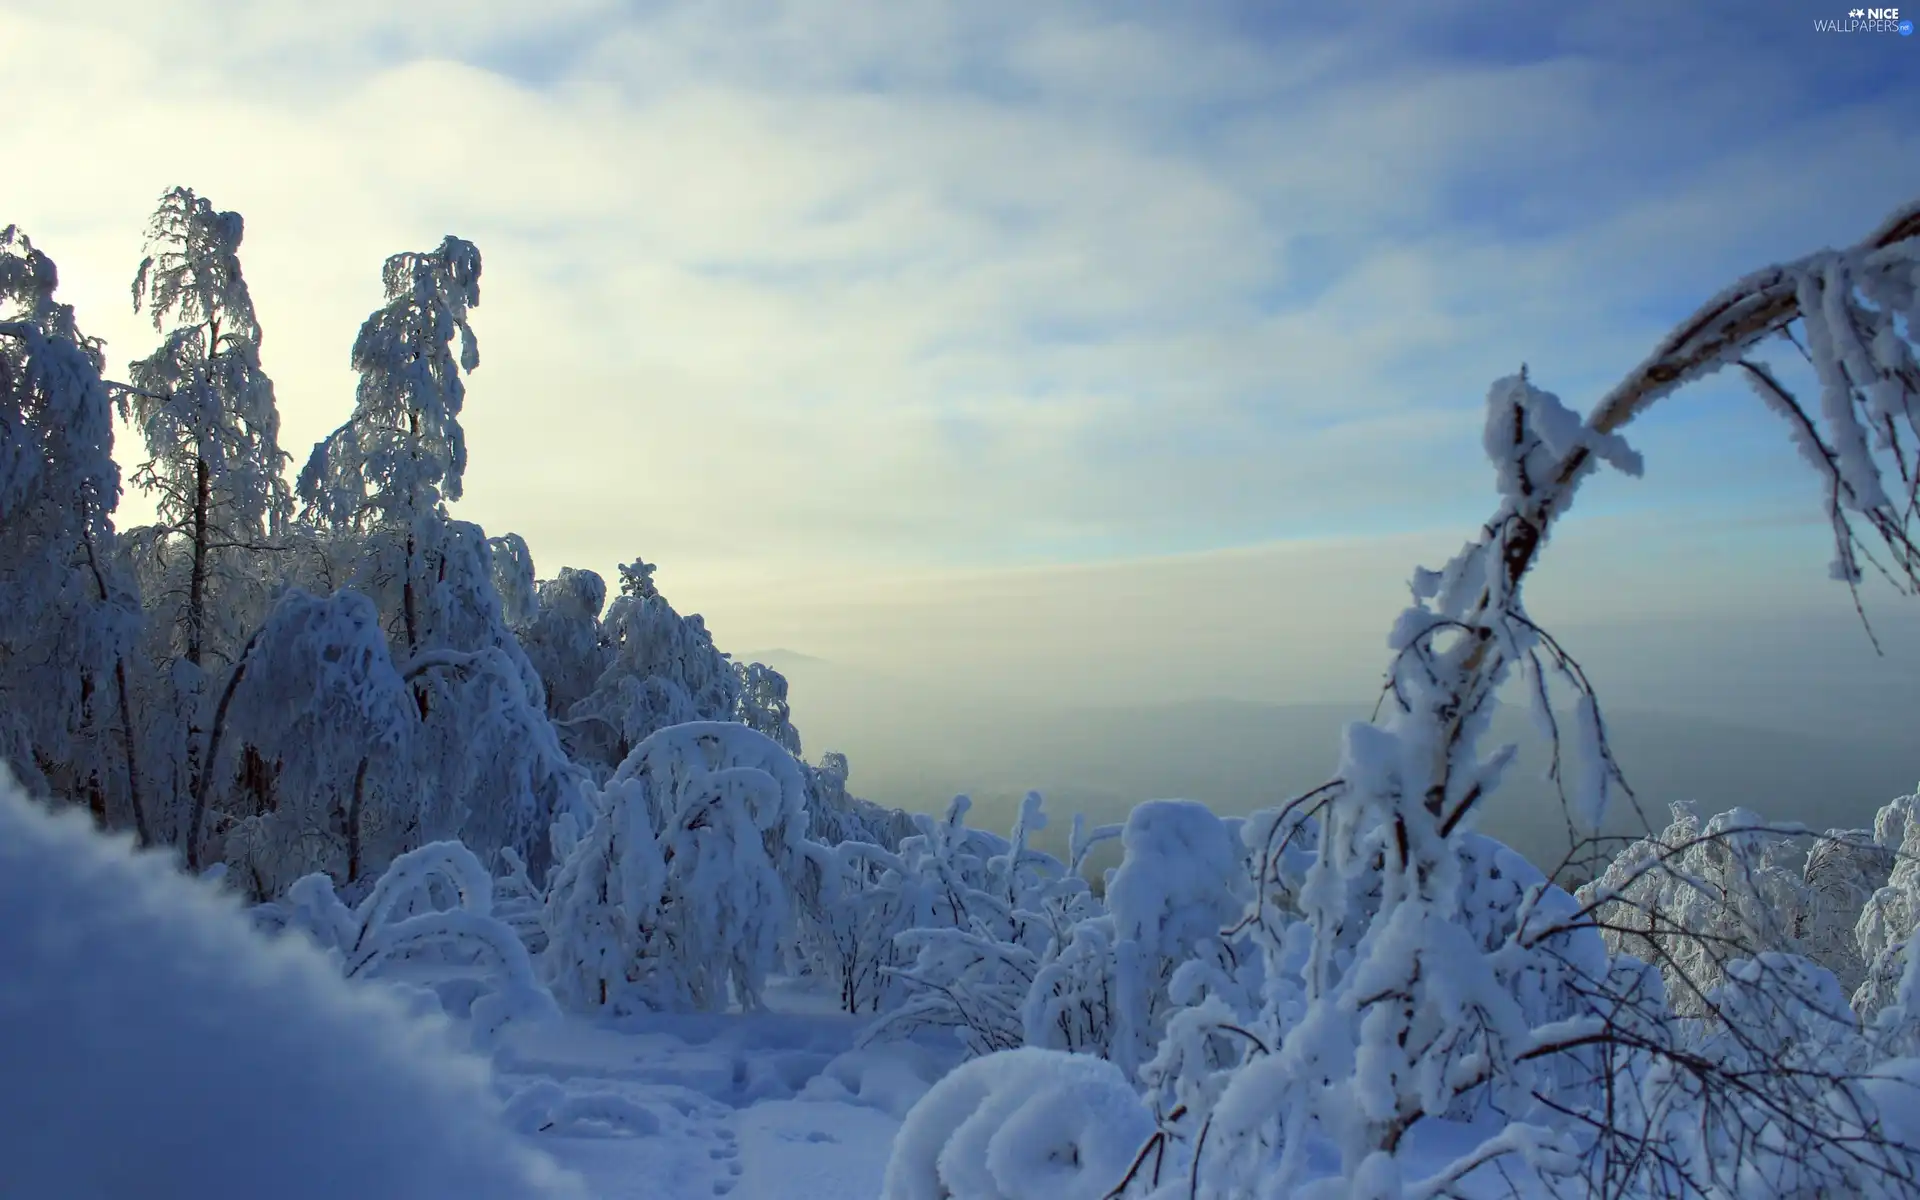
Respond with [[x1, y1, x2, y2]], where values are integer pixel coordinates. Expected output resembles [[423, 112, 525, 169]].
[[1815, 5, 1908, 30]]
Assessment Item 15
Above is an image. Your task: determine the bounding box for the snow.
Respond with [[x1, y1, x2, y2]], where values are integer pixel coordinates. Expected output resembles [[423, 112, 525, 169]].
[[882, 1047, 1154, 1200], [493, 1008, 952, 1200], [0, 766, 968, 1199], [0, 769, 587, 1200]]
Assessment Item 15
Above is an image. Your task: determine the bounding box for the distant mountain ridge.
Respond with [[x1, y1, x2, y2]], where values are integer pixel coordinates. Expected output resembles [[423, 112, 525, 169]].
[[758, 653, 1917, 876], [739, 649, 826, 669]]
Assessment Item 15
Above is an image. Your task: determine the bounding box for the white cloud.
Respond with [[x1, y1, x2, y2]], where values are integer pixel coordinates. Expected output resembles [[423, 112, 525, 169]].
[[3, 0, 1916, 628]]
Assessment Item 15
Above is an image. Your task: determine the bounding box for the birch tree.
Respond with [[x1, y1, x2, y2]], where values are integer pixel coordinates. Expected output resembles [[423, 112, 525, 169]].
[[119, 188, 294, 846], [297, 234, 480, 667], [1170, 197, 1920, 1200], [124, 186, 292, 668], [0, 225, 149, 843]]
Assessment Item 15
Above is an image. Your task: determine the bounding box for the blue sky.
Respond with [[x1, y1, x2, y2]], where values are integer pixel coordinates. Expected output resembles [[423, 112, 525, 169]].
[[2, 0, 1917, 705]]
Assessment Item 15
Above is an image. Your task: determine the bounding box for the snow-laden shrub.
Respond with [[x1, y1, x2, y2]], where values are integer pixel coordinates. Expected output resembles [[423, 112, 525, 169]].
[[0, 769, 585, 1199], [1857, 786, 1920, 1022], [796, 780, 1074, 1017], [493, 844, 549, 955], [1580, 802, 1819, 1017], [1025, 799, 1245, 1079], [541, 720, 817, 1013], [803, 750, 918, 850], [882, 1046, 1156, 1200], [203, 587, 414, 895], [795, 834, 927, 1015], [734, 659, 802, 754], [258, 839, 558, 1046], [862, 792, 1104, 1055], [1802, 825, 1897, 996]]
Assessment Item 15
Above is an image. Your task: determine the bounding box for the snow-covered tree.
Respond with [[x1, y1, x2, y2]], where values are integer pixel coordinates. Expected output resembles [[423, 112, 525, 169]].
[[123, 186, 292, 668], [1580, 803, 1817, 1017], [116, 188, 296, 852], [487, 531, 539, 629], [285, 238, 583, 882], [735, 660, 802, 754], [1804, 825, 1897, 998], [801, 751, 919, 850], [518, 567, 610, 727], [397, 520, 589, 879], [0, 225, 149, 843], [541, 722, 818, 1014], [297, 234, 480, 661], [560, 558, 742, 777], [1154, 198, 1920, 1199]]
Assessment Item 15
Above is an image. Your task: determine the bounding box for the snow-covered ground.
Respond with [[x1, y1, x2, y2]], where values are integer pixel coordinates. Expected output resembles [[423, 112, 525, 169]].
[[491, 980, 959, 1200]]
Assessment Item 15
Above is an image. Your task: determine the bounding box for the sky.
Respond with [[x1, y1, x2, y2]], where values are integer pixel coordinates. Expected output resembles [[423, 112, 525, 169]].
[[3, 0, 1918, 744]]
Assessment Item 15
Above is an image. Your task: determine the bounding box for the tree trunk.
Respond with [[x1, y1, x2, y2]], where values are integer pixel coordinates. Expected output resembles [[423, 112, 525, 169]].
[[77, 520, 151, 848], [186, 627, 262, 871], [404, 530, 430, 720], [112, 658, 151, 847], [346, 756, 370, 883], [187, 455, 210, 667], [403, 406, 430, 720]]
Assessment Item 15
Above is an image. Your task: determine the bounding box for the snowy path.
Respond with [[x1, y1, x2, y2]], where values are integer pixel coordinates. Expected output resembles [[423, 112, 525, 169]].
[[487, 984, 955, 1199]]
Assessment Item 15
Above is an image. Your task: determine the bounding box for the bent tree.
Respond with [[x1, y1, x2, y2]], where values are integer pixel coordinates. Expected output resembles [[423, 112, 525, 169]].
[[1158, 201, 1920, 1198]]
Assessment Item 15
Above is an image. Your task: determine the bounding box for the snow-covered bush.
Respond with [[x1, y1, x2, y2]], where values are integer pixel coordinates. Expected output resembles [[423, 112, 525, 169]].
[[1580, 802, 1817, 1017], [192, 587, 414, 894], [0, 769, 584, 1199], [493, 844, 550, 955], [793, 755, 976, 1015], [1025, 799, 1245, 1079], [541, 720, 818, 1013], [260, 839, 559, 1045], [882, 1046, 1156, 1200], [863, 793, 1103, 1055], [796, 835, 927, 1015], [1856, 787, 1920, 1022]]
